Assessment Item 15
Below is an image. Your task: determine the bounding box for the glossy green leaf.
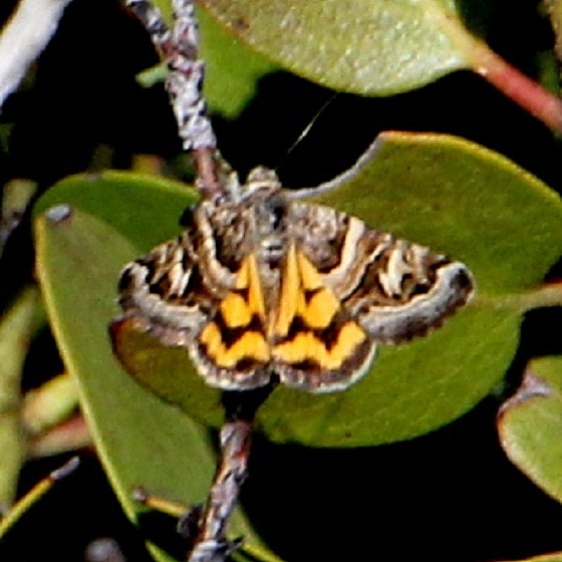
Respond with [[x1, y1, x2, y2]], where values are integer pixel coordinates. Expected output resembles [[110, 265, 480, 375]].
[[33, 175, 273, 562], [35, 171, 198, 247], [198, 8, 279, 118], [498, 353, 562, 504], [309, 133, 562, 297], [199, 0, 480, 95], [35, 134, 562, 449]]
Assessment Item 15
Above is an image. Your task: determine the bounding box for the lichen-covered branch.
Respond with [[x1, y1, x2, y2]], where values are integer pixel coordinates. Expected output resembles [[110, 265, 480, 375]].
[[125, 0, 221, 196]]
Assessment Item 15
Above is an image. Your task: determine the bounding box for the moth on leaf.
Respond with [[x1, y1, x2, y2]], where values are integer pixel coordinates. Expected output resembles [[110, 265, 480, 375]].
[[113, 166, 474, 394]]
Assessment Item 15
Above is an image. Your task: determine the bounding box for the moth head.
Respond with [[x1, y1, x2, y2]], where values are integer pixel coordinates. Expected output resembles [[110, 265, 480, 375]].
[[244, 166, 282, 198]]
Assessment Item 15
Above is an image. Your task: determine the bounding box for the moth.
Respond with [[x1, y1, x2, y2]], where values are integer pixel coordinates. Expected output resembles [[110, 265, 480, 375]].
[[116, 166, 474, 394]]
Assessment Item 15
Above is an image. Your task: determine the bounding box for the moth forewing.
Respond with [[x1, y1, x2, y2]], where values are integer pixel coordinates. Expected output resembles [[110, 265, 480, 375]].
[[356, 260, 474, 343]]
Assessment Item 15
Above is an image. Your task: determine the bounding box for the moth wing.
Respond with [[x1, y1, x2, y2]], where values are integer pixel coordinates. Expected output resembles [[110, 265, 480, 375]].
[[271, 244, 376, 394], [320, 216, 475, 343], [116, 233, 210, 346], [117, 237, 272, 391], [275, 200, 474, 392], [191, 253, 272, 390]]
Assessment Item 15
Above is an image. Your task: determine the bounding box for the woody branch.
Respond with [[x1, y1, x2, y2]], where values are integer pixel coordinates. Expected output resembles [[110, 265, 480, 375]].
[[187, 420, 252, 562], [125, 0, 221, 197]]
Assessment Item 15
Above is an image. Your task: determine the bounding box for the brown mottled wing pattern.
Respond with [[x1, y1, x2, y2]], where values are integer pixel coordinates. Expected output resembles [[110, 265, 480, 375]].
[[117, 232, 210, 347], [116, 205, 272, 391], [272, 200, 474, 391]]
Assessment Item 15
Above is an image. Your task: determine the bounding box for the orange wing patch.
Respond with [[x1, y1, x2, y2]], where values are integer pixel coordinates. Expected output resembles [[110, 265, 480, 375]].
[[271, 245, 368, 371], [198, 254, 270, 368], [199, 246, 369, 381]]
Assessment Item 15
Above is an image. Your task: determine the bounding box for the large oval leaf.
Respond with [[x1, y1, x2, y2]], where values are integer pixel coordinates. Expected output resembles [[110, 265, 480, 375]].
[[33, 175, 275, 562], [199, 0, 479, 95], [35, 133, 562, 448]]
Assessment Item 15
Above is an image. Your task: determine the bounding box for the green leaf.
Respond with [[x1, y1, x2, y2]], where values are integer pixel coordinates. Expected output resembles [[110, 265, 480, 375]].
[[35, 171, 198, 247], [198, 8, 279, 118], [33, 174, 273, 561], [309, 133, 562, 297], [545, 0, 562, 63], [199, 0, 480, 95], [0, 287, 42, 507], [35, 134, 562, 449], [220, 132, 562, 446], [498, 353, 562, 504]]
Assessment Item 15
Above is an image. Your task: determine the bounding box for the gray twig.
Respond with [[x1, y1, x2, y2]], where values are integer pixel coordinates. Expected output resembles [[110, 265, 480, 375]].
[[125, 0, 221, 197]]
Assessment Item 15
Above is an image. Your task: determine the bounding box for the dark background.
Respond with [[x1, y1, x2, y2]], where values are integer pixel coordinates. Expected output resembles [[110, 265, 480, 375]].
[[1, 0, 562, 560]]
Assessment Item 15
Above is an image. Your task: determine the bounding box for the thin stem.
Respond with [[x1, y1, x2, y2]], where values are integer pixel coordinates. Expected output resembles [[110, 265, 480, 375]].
[[478, 282, 562, 314], [0, 457, 80, 537], [126, 0, 221, 197], [187, 420, 252, 562], [132, 486, 285, 562], [187, 383, 276, 562], [472, 40, 562, 133]]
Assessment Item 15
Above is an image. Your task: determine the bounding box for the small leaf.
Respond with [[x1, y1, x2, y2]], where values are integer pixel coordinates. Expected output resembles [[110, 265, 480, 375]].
[[199, 0, 478, 95], [33, 176, 272, 561], [498, 353, 562, 504], [0, 287, 42, 507]]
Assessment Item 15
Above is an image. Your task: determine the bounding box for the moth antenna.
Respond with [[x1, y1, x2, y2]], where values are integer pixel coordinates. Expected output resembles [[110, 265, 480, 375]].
[[125, 0, 222, 198], [290, 135, 383, 199], [274, 93, 337, 172]]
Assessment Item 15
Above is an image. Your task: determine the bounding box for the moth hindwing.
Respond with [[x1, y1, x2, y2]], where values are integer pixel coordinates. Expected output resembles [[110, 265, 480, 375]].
[[116, 167, 474, 393]]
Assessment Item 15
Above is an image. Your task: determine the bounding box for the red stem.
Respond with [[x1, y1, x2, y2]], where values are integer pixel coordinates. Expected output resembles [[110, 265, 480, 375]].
[[472, 42, 562, 133]]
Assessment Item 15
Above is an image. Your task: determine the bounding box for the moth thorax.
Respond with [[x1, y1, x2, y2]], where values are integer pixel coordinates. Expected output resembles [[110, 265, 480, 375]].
[[245, 166, 282, 192], [260, 236, 285, 266], [250, 191, 289, 265]]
